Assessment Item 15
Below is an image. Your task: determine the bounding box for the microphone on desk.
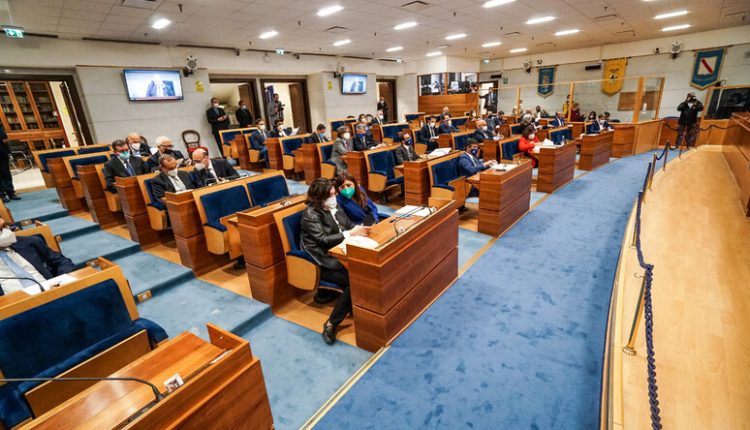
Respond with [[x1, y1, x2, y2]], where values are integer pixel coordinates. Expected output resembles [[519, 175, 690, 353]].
[[0, 276, 47, 294], [0, 376, 164, 403], [389, 205, 425, 223]]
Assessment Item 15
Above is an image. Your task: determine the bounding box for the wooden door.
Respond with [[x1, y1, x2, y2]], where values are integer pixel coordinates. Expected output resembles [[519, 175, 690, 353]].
[[289, 83, 307, 132], [377, 81, 396, 122]]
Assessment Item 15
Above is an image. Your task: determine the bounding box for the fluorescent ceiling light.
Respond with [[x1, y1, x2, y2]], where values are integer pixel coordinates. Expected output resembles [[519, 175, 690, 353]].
[[152, 18, 171, 30], [526, 16, 554, 25], [317, 5, 343, 17], [662, 24, 690, 31], [555, 29, 580, 36], [386, 46, 403, 52], [445, 33, 466, 40], [510, 47, 527, 53], [654, 9, 688, 19], [394, 21, 418, 30], [259, 30, 278, 39], [482, 41, 502, 47], [426, 51, 442, 57], [483, 0, 516, 7], [333, 39, 351, 46]]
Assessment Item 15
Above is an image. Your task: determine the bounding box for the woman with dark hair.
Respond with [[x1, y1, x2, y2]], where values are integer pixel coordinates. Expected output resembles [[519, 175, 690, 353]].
[[586, 110, 597, 122], [517, 125, 540, 167], [334, 172, 380, 226], [300, 178, 370, 344]]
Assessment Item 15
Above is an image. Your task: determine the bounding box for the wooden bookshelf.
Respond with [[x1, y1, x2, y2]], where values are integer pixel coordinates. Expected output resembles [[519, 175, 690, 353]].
[[0, 80, 68, 152]]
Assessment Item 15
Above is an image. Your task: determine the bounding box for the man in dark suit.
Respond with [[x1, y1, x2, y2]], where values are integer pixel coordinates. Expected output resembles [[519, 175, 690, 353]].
[[147, 136, 190, 172], [393, 131, 419, 165], [125, 133, 151, 157], [377, 97, 388, 121], [438, 114, 459, 134], [0, 125, 18, 202], [190, 148, 238, 187], [145, 76, 176, 98], [0, 218, 74, 295], [310, 124, 328, 143], [370, 109, 387, 127], [418, 116, 440, 152], [103, 139, 147, 193], [472, 120, 498, 143], [206, 97, 230, 147], [588, 114, 612, 134], [150, 154, 196, 201], [352, 124, 377, 151], [235, 100, 253, 128], [549, 111, 566, 128], [249, 119, 270, 168]]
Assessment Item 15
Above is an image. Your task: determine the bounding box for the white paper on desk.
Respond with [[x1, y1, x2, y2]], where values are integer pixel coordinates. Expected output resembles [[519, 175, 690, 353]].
[[339, 236, 379, 254], [291, 127, 300, 136], [41, 274, 77, 290], [396, 205, 432, 217], [490, 163, 516, 171], [542, 138, 554, 146], [22, 285, 42, 295], [430, 148, 450, 157]]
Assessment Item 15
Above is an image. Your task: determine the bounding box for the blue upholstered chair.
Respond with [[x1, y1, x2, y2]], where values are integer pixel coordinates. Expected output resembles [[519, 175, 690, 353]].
[[274, 205, 343, 294], [0, 278, 167, 428], [247, 172, 290, 207], [136, 173, 169, 230], [64, 154, 110, 199], [76, 145, 110, 155], [317, 143, 336, 179], [380, 123, 409, 143], [220, 128, 251, 158], [366, 148, 403, 199], [452, 116, 469, 128], [280, 136, 306, 174], [510, 123, 524, 135], [413, 129, 429, 155], [453, 133, 472, 151], [195, 183, 252, 256], [428, 153, 467, 207], [36, 149, 76, 174], [501, 138, 521, 161]]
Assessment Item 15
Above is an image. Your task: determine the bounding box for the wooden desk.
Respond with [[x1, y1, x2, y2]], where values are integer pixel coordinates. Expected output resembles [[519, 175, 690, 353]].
[[233, 195, 307, 306], [78, 164, 123, 228], [534, 142, 577, 193], [612, 124, 635, 157], [569, 121, 585, 138], [342, 151, 367, 189], [469, 161, 533, 236], [331, 199, 459, 352], [632, 119, 663, 154], [115, 176, 162, 246], [24, 324, 273, 430], [0, 266, 99, 309], [47, 158, 83, 212], [402, 152, 458, 205], [301, 143, 322, 184], [165, 191, 228, 275], [266, 137, 282, 170], [579, 132, 613, 170]]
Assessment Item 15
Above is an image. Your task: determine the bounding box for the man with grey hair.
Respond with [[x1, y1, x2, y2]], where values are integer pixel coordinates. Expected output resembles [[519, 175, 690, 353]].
[[352, 123, 377, 151], [147, 136, 191, 172], [330, 125, 352, 174], [125, 132, 151, 157], [149, 154, 196, 201], [190, 148, 238, 187]]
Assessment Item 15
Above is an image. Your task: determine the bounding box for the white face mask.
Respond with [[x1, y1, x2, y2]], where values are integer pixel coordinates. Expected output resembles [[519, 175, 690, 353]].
[[0, 228, 17, 248], [193, 162, 205, 171], [342, 132, 351, 140], [529, 134, 535, 140], [166, 168, 179, 177], [481, 126, 488, 131], [212, 103, 219, 108], [130, 143, 141, 151], [324, 196, 337, 210], [241, 105, 247, 109]]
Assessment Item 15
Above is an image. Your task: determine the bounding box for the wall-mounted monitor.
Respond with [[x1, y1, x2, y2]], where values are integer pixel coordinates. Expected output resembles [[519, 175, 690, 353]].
[[123, 69, 184, 101], [341, 73, 367, 95]]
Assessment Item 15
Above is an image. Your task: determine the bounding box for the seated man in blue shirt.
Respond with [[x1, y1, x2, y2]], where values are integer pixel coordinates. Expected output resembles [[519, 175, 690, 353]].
[[458, 139, 497, 197], [438, 114, 459, 134], [549, 111, 566, 128], [588, 114, 613, 134], [249, 119, 270, 168]]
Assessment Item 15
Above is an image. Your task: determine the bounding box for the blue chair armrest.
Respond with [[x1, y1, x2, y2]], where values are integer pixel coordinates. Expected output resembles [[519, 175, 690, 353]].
[[148, 202, 166, 211], [323, 160, 337, 166], [133, 318, 168, 345], [283, 152, 296, 157], [369, 170, 387, 176]]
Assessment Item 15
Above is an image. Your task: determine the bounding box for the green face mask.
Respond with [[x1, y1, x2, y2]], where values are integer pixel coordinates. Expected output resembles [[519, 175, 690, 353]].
[[340, 187, 356, 199]]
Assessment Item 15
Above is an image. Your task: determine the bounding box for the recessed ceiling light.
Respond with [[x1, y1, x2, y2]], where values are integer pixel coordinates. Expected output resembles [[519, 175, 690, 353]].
[[394, 21, 418, 30], [317, 5, 343, 17], [526, 16, 554, 25], [152, 18, 171, 30], [662, 23, 690, 31], [426, 51, 442, 57], [483, 0, 516, 7], [555, 29, 580, 36], [333, 39, 351, 46], [482, 41, 502, 47], [654, 9, 688, 20], [259, 30, 278, 39], [445, 33, 466, 40], [510, 47, 527, 53], [386, 46, 403, 52]]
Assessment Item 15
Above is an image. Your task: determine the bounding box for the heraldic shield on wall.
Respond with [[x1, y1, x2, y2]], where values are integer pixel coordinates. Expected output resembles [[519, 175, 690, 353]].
[[691, 48, 726, 89], [602, 58, 627, 95], [537, 66, 556, 97]]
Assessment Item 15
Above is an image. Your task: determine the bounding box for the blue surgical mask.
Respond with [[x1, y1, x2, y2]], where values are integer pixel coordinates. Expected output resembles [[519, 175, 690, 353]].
[[470, 148, 479, 156], [118, 151, 130, 160], [319, 133, 326, 140]]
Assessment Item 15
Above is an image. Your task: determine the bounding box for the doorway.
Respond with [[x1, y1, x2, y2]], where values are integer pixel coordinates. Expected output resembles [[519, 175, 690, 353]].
[[260, 79, 310, 133], [376, 79, 397, 122], [207, 78, 262, 129], [478, 80, 498, 114]]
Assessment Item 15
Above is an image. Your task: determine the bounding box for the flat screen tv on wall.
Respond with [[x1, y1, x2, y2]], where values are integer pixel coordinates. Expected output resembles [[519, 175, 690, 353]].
[[123, 69, 184, 101], [341, 73, 367, 95]]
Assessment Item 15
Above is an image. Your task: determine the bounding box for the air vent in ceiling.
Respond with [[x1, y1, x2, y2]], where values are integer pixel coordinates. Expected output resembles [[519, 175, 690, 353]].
[[615, 30, 635, 37], [120, 0, 160, 10], [503, 32, 521, 38], [401, 1, 430, 12], [324, 26, 349, 33], [593, 13, 618, 22], [23, 32, 58, 39]]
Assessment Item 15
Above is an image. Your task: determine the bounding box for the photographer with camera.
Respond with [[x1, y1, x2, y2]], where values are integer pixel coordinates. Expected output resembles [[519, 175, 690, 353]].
[[674, 92, 703, 150], [267, 93, 284, 125]]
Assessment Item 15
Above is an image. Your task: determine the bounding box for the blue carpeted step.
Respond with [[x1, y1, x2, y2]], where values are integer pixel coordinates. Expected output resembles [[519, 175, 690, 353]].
[[136, 278, 272, 339], [60, 230, 141, 268], [238, 317, 371, 430], [110, 252, 194, 299], [41, 216, 100, 239], [8, 188, 68, 222]]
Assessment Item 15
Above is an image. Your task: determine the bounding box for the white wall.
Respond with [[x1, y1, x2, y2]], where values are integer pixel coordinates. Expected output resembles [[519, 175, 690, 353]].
[[396, 74, 419, 119]]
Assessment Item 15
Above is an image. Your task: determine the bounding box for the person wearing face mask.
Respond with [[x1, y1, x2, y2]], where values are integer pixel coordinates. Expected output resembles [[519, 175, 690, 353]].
[[270, 119, 288, 138], [472, 120, 500, 143], [675, 92, 703, 149], [189, 148, 237, 187], [235, 99, 253, 128], [586, 110, 597, 124], [394, 131, 419, 165], [371, 109, 386, 127], [103, 139, 147, 193], [377, 97, 388, 121], [588, 114, 612, 134], [206, 97, 230, 147], [357, 114, 368, 127], [300, 178, 370, 344], [249, 119, 270, 168], [518, 126, 540, 167], [334, 172, 381, 226], [147, 136, 190, 172], [418, 116, 441, 152], [310, 124, 329, 143], [441, 106, 451, 118], [150, 154, 196, 201], [534, 105, 548, 120], [458, 139, 497, 179], [125, 133, 151, 158], [549, 111, 566, 128], [0, 218, 74, 295], [352, 124, 377, 151], [330, 126, 352, 174], [438, 114, 459, 134]]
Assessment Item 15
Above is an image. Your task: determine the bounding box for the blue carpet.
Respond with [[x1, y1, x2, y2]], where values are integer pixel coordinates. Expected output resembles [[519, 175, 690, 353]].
[[111, 252, 194, 298], [314, 153, 654, 429], [59, 230, 140, 267], [40, 216, 99, 239], [457, 228, 491, 269], [530, 191, 546, 207], [8, 188, 67, 222]]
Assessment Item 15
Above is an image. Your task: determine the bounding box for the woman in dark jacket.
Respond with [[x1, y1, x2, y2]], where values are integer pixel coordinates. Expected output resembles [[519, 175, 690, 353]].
[[300, 178, 370, 344], [334, 172, 380, 226]]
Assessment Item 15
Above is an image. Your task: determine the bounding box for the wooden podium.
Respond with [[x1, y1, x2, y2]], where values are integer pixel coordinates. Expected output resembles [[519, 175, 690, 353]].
[[331, 199, 459, 352], [469, 161, 533, 236], [47, 158, 83, 212], [534, 142, 576, 193], [579, 132, 613, 170], [22, 324, 273, 430]]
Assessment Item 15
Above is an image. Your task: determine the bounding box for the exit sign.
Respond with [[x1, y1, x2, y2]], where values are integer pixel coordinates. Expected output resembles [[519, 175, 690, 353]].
[[3, 27, 24, 38]]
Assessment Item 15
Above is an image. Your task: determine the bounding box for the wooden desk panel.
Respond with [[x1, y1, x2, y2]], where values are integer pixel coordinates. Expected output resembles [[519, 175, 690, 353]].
[[403, 159, 430, 205], [535, 142, 577, 193], [724, 115, 750, 216], [78, 164, 121, 228], [115, 176, 161, 245], [570, 122, 585, 138], [342, 152, 367, 189], [301, 143, 321, 184], [266, 138, 282, 170], [475, 161, 533, 236], [579, 132, 613, 170], [612, 125, 635, 157], [633, 120, 662, 154], [48, 158, 83, 212]]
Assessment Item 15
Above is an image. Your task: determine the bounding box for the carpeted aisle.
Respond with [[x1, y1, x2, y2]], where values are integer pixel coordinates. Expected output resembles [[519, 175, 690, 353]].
[[314, 152, 657, 429]]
